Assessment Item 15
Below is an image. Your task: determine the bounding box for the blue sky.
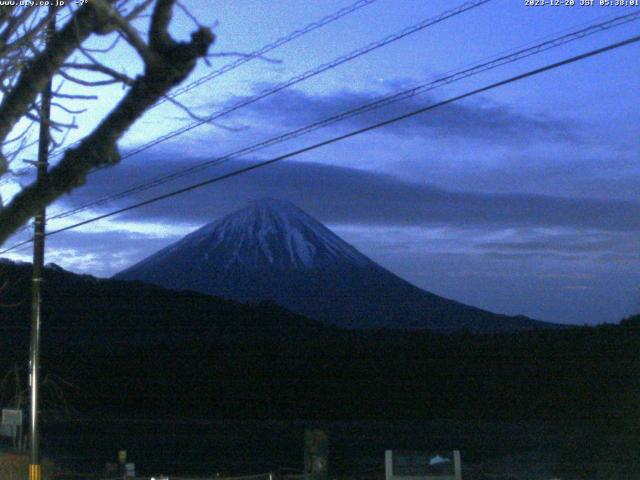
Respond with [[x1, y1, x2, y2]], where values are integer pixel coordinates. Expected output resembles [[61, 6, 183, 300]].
[[2, 0, 639, 325]]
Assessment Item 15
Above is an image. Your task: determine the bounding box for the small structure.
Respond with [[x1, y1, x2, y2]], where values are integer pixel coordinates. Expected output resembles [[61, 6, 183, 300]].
[[1, 409, 23, 448], [125, 462, 136, 477], [385, 450, 462, 480], [304, 429, 329, 480]]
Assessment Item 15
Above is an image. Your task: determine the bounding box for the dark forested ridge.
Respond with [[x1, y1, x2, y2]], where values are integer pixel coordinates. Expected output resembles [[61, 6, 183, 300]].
[[0, 260, 637, 420], [1, 260, 639, 477]]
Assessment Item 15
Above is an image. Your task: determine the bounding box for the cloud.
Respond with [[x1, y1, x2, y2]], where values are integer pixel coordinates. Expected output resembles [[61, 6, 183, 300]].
[[39, 150, 639, 313], [211, 83, 584, 145], [478, 230, 640, 257], [6, 158, 637, 326], [330, 225, 640, 325], [57, 157, 640, 233], [2, 229, 177, 277]]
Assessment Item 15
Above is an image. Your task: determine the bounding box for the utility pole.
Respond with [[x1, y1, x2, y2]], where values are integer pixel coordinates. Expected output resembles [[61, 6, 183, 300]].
[[29, 6, 55, 480]]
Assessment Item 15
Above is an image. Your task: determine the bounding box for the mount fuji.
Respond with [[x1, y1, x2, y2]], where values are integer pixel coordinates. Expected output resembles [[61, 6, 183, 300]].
[[115, 198, 552, 332]]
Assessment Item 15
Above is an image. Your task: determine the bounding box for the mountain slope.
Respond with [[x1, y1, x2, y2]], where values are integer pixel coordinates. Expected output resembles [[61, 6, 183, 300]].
[[115, 198, 553, 332], [0, 259, 335, 354]]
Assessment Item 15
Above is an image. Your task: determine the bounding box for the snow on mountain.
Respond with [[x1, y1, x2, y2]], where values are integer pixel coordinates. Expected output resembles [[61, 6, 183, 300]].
[[128, 198, 371, 274], [193, 198, 369, 268], [116, 198, 553, 332]]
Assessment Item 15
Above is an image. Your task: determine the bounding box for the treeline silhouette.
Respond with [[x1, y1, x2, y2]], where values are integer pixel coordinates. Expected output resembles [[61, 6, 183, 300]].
[[1, 261, 638, 477]]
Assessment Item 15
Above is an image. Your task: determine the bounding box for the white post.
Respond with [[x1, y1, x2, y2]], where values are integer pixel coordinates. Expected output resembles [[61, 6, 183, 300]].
[[385, 450, 393, 480], [453, 450, 462, 480]]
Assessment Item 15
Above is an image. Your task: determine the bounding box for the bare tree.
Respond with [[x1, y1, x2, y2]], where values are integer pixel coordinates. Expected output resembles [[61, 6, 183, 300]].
[[0, 0, 215, 246]]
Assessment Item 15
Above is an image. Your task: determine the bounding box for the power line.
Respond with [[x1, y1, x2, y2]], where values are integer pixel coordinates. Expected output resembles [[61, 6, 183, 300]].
[[43, 10, 640, 223], [5, 0, 382, 240], [46, 0, 380, 160], [8, 0, 492, 237], [118, 0, 492, 160], [158, 0, 380, 104], [2, 33, 637, 255]]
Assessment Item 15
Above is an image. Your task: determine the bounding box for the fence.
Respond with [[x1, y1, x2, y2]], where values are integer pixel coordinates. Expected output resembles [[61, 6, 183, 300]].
[[86, 473, 274, 480], [170, 475, 274, 480]]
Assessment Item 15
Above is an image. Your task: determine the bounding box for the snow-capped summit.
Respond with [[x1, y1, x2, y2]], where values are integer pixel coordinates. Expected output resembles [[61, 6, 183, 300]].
[[116, 198, 552, 332], [171, 197, 371, 270]]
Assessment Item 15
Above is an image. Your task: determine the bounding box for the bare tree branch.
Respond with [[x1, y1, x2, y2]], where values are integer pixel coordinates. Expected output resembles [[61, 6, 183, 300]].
[[63, 62, 135, 86], [52, 92, 99, 100], [58, 68, 122, 86], [0, 3, 109, 174], [0, 0, 215, 245], [51, 101, 88, 115], [90, 0, 156, 64]]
